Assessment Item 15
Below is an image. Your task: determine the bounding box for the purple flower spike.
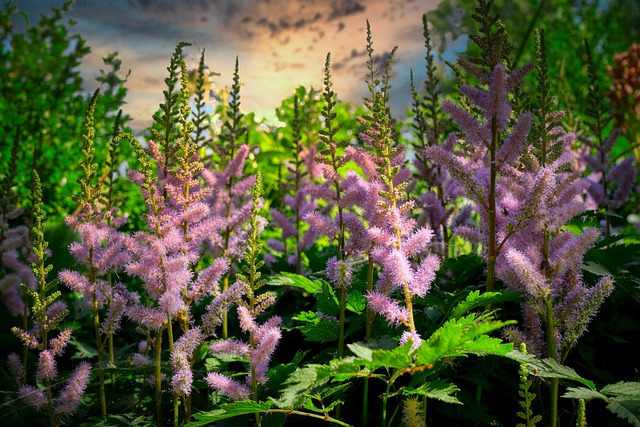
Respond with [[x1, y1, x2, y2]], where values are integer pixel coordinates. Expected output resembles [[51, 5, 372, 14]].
[[205, 372, 251, 401], [54, 362, 92, 415]]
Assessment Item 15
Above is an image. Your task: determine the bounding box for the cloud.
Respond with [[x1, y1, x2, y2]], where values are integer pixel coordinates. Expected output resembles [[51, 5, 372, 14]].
[[16, 0, 444, 132]]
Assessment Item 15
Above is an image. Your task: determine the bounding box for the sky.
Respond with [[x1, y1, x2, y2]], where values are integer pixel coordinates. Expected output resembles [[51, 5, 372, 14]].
[[14, 0, 448, 133]]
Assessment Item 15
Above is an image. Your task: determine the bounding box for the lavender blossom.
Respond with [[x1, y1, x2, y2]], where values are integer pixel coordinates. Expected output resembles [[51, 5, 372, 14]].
[[205, 372, 251, 401], [54, 362, 92, 415], [204, 174, 282, 402], [495, 30, 615, 363], [18, 385, 48, 410], [425, 53, 535, 293], [36, 351, 57, 382], [7, 353, 23, 383]]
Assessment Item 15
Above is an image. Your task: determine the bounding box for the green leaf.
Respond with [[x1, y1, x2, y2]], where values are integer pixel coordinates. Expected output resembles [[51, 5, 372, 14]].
[[582, 261, 612, 276], [401, 379, 462, 405], [346, 288, 366, 313], [268, 272, 324, 294], [267, 351, 307, 392], [450, 290, 522, 318], [69, 336, 98, 359], [274, 365, 327, 408], [299, 318, 339, 343], [415, 314, 515, 366], [347, 341, 414, 370], [187, 401, 272, 426], [602, 382, 640, 398], [507, 350, 596, 390], [607, 399, 640, 427], [292, 311, 319, 324], [458, 334, 514, 356], [562, 387, 608, 400], [316, 282, 339, 316]]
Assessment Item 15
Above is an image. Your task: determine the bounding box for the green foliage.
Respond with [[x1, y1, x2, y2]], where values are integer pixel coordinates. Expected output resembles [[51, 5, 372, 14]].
[[516, 345, 542, 427], [0, 1, 132, 219], [268, 272, 324, 294], [563, 382, 640, 427], [188, 401, 273, 426]]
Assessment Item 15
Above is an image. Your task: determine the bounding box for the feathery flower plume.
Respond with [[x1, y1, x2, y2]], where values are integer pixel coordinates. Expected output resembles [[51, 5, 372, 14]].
[[54, 362, 92, 415], [205, 174, 282, 415], [11, 171, 91, 424], [58, 89, 132, 416], [352, 24, 439, 349], [267, 93, 320, 273], [425, 1, 536, 293], [581, 38, 637, 236], [495, 30, 615, 427]]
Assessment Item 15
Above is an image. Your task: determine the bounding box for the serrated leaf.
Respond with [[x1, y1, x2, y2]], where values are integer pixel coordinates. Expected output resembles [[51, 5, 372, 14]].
[[562, 387, 608, 400], [346, 289, 366, 313], [450, 290, 522, 318], [292, 311, 319, 324], [602, 382, 640, 398], [416, 314, 514, 366], [507, 351, 596, 390], [300, 319, 339, 343], [458, 334, 514, 356], [187, 401, 272, 426], [401, 379, 462, 405], [268, 272, 324, 294], [267, 351, 307, 392], [69, 336, 98, 359], [348, 342, 413, 370], [607, 399, 640, 427], [273, 365, 327, 408], [317, 282, 339, 316], [315, 356, 373, 382], [582, 261, 612, 276]]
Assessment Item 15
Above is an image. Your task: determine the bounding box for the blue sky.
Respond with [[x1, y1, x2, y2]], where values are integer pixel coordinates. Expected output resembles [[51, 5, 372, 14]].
[[14, 0, 446, 132]]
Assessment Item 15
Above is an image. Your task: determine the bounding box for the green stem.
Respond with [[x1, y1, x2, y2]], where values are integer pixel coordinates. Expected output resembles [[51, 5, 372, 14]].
[[21, 299, 29, 386], [362, 255, 375, 427], [173, 392, 180, 427], [109, 333, 115, 386], [486, 115, 498, 294], [382, 380, 392, 427], [365, 255, 375, 338], [338, 284, 347, 359], [264, 409, 352, 426], [155, 331, 163, 423], [251, 321, 261, 425], [423, 396, 428, 427], [403, 283, 417, 333], [46, 378, 56, 427], [94, 293, 106, 417], [545, 297, 558, 427]]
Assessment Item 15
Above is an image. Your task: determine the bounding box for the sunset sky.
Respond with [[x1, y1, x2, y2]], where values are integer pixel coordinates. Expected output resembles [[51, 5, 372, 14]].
[[16, 0, 452, 133]]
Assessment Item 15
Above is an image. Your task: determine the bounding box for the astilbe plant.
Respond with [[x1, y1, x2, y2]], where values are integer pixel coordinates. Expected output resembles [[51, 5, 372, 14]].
[[350, 24, 440, 351], [201, 56, 256, 339], [425, 0, 537, 293], [580, 39, 637, 236], [57, 90, 132, 417], [118, 44, 226, 425], [303, 52, 361, 360], [497, 29, 615, 427], [266, 94, 319, 274], [1, 139, 37, 385], [11, 171, 92, 427], [205, 174, 283, 426], [409, 14, 463, 259]]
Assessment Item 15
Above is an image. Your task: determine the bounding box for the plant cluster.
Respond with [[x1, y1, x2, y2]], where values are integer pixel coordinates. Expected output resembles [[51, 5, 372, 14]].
[[1, 1, 640, 426]]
